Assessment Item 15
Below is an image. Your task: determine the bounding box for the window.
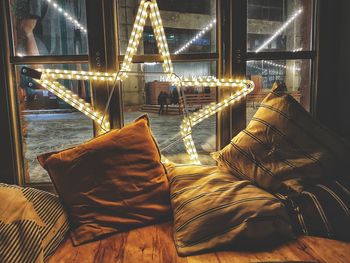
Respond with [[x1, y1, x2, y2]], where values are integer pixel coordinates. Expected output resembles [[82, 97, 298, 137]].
[[143, 27, 213, 54], [10, 0, 88, 56], [118, 0, 217, 164], [121, 62, 217, 164], [0, 0, 318, 187], [118, 0, 216, 55], [247, 0, 313, 52], [248, 0, 284, 21], [246, 0, 315, 123], [14, 64, 93, 183], [5, 0, 93, 185], [246, 59, 312, 123], [157, 0, 212, 14]]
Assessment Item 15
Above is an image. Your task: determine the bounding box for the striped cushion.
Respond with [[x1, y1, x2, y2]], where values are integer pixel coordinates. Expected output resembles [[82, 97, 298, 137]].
[[0, 184, 69, 263], [277, 179, 350, 240], [212, 85, 350, 192], [166, 164, 293, 256]]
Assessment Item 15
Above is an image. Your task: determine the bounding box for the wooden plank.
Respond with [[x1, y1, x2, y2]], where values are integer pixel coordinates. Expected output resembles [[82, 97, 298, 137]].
[[193, 239, 319, 263], [298, 236, 350, 263], [48, 232, 129, 263], [92, 232, 129, 263], [187, 254, 221, 263], [49, 223, 350, 263], [121, 222, 187, 263]]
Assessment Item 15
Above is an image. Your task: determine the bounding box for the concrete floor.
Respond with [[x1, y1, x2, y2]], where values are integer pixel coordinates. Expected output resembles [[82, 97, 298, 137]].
[[23, 111, 217, 183]]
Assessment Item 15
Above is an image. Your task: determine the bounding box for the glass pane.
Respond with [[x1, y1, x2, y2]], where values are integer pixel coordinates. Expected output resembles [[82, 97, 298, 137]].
[[10, 0, 88, 56], [15, 64, 93, 183], [122, 62, 217, 164], [118, 0, 217, 55], [246, 59, 311, 124], [247, 0, 313, 52]]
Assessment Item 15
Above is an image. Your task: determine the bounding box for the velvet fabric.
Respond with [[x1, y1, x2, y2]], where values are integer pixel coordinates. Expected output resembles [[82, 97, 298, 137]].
[[38, 115, 171, 246]]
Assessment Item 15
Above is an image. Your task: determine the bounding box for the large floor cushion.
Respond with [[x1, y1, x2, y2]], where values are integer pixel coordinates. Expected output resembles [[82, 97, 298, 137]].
[[38, 115, 171, 246], [166, 164, 293, 256]]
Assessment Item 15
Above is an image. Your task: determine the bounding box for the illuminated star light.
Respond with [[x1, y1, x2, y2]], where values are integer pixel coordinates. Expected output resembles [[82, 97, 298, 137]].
[[30, 0, 255, 164], [37, 78, 110, 131], [176, 76, 255, 164]]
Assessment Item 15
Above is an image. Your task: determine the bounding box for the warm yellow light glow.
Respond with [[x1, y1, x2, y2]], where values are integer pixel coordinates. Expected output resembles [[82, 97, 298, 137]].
[[178, 77, 255, 163], [37, 79, 110, 131], [31, 0, 254, 164], [40, 69, 121, 82]]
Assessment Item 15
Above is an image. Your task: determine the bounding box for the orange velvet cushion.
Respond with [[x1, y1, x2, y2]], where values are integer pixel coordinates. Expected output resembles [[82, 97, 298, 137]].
[[38, 115, 171, 246]]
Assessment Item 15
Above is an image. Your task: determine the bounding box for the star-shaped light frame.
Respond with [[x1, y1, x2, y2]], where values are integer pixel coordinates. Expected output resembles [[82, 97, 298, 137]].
[[26, 0, 255, 164]]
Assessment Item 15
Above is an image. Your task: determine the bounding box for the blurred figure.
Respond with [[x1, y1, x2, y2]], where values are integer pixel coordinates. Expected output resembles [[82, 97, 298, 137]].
[[165, 91, 170, 113], [158, 91, 167, 115], [171, 86, 179, 104]]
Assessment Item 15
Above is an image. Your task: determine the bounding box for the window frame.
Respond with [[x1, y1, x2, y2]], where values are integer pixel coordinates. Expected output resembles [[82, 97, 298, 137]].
[[246, 0, 319, 115], [0, 0, 319, 189], [0, 0, 115, 190]]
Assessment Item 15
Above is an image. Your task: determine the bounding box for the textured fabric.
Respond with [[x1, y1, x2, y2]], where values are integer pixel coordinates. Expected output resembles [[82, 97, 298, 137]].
[[276, 178, 350, 241], [212, 86, 350, 192], [38, 115, 171, 246], [0, 184, 69, 263], [166, 164, 293, 256]]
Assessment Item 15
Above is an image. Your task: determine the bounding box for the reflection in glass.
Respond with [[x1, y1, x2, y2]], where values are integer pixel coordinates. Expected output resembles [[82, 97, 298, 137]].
[[118, 0, 216, 55], [246, 59, 311, 123], [247, 0, 313, 52], [16, 64, 93, 183], [11, 0, 88, 56], [122, 63, 216, 164]]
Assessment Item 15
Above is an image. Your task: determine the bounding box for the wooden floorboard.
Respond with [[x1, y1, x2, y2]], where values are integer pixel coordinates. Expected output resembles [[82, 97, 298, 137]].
[[49, 222, 350, 263]]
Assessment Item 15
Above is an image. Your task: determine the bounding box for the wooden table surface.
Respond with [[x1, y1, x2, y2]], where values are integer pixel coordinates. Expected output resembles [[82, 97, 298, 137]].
[[49, 222, 350, 263]]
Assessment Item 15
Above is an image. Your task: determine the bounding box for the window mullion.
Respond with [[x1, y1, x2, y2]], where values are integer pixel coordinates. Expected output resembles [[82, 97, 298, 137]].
[[247, 51, 315, 61]]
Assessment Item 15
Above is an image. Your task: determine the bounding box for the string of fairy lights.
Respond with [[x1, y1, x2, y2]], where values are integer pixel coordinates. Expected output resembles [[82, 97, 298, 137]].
[[45, 0, 87, 33], [37, 78, 110, 131], [177, 77, 255, 163], [249, 8, 303, 72], [174, 18, 217, 55], [171, 8, 303, 72], [247, 60, 301, 72], [255, 8, 303, 53]]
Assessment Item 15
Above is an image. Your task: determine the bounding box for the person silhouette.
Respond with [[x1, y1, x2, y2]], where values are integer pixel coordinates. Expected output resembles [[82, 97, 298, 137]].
[[158, 91, 167, 115]]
